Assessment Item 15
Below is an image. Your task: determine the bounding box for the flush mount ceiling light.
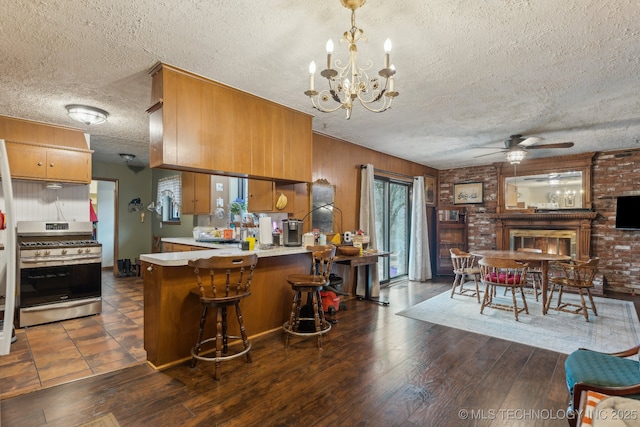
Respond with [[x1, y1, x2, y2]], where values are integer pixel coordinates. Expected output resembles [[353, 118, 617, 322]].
[[65, 104, 109, 125], [119, 153, 136, 162], [506, 149, 527, 164], [304, 0, 399, 119], [45, 182, 62, 190]]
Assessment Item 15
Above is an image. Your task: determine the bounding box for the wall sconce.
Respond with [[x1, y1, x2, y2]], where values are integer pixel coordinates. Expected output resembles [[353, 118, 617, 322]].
[[65, 104, 109, 125]]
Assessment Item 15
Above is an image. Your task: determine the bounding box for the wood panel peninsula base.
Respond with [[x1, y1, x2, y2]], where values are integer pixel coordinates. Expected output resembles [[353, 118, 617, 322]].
[[140, 247, 310, 369]]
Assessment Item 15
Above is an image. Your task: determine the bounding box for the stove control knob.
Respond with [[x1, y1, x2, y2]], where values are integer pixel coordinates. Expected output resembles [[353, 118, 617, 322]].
[[44, 250, 50, 256], [61, 249, 68, 255], [85, 248, 91, 254], [35, 250, 41, 257], [77, 248, 84, 254]]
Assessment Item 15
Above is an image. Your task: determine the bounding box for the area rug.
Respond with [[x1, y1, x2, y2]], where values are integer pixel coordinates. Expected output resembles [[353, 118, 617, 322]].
[[77, 413, 120, 427], [396, 290, 640, 355]]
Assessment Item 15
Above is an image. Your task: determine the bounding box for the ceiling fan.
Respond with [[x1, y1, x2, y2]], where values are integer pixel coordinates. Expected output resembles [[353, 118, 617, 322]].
[[474, 134, 574, 163]]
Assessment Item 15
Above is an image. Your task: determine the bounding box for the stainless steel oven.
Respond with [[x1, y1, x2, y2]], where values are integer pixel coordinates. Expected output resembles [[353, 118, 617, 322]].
[[17, 221, 102, 327]]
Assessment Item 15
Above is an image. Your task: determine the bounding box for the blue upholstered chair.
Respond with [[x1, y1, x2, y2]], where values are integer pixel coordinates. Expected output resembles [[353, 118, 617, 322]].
[[564, 345, 640, 426]]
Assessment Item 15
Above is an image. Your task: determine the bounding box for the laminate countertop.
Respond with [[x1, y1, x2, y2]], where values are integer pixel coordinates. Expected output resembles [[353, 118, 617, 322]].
[[140, 238, 309, 267]]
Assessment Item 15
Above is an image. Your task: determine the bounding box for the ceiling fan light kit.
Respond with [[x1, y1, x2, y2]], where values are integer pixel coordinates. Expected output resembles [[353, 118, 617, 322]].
[[506, 149, 527, 164], [304, 0, 398, 119]]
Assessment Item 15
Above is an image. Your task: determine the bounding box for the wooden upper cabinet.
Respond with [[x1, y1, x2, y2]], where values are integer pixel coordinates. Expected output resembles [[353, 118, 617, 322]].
[[5, 141, 91, 184], [0, 116, 92, 184], [248, 179, 274, 212], [0, 115, 88, 150], [182, 172, 211, 215], [148, 63, 312, 182]]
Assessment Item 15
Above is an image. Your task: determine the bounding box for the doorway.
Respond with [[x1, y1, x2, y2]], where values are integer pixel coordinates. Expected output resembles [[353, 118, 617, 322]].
[[90, 179, 119, 276], [374, 177, 411, 282]]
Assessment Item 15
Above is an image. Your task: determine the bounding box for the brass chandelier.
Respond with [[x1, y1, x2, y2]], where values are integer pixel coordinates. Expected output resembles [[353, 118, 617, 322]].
[[304, 0, 398, 119]]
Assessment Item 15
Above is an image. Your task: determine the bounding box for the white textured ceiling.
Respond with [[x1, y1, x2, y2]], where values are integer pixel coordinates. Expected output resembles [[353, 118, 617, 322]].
[[1, 0, 639, 169]]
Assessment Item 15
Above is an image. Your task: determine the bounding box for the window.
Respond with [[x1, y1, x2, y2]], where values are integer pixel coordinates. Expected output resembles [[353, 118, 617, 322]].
[[157, 175, 182, 221]]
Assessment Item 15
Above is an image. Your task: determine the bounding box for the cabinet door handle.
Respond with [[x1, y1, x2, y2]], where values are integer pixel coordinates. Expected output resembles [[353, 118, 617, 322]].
[[37, 162, 43, 166], [49, 163, 55, 167]]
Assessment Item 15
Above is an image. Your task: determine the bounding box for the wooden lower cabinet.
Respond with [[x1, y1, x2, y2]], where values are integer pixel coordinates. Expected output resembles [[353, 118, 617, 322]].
[[161, 242, 207, 252], [142, 253, 310, 368]]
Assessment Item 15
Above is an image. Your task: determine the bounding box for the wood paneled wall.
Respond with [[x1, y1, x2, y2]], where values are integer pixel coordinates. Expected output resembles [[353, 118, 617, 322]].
[[312, 132, 437, 234]]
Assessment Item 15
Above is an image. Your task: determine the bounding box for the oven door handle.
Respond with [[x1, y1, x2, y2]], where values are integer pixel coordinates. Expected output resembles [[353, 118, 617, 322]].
[[20, 254, 102, 264], [20, 297, 102, 312]]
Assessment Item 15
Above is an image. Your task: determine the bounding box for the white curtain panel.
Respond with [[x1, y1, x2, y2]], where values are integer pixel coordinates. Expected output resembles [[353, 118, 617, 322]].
[[357, 164, 380, 297], [408, 176, 432, 281]]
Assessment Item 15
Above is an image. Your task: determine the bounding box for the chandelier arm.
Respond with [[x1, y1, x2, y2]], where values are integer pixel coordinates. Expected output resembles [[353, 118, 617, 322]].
[[356, 96, 394, 113]]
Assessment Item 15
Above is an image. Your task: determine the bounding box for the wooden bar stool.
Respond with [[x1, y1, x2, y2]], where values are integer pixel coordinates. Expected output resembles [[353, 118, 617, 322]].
[[188, 253, 258, 380], [283, 245, 335, 348]]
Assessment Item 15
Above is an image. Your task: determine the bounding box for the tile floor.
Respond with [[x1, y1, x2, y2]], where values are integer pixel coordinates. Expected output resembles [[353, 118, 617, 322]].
[[0, 272, 145, 399]]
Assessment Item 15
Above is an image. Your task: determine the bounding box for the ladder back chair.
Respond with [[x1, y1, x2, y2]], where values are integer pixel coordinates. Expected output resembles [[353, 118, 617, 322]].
[[188, 253, 258, 380]]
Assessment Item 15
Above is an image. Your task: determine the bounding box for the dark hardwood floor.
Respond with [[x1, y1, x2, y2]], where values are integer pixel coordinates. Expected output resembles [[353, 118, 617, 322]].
[[1, 273, 609, 426]]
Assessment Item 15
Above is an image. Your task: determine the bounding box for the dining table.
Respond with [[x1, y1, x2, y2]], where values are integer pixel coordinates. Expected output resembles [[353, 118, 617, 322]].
[[471, 250, 572, 314]]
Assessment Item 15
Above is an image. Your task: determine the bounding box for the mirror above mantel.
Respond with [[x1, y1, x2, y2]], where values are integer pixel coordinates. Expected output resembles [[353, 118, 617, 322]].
[[495, 152, 595, 213], [505, 171, 583, 210]]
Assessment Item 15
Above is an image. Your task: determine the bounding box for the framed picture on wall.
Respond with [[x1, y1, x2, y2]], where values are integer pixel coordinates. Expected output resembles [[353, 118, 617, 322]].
[[453, 182, 483, 205], [424, 175, 436, 205]]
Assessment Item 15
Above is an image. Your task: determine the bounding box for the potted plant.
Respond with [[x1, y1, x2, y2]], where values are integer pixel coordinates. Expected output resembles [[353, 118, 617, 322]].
[[229, 198, 247, 222]]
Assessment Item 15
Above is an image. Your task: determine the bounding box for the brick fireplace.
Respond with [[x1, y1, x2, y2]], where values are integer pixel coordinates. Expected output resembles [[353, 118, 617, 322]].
[[494, 212, 598, 261]]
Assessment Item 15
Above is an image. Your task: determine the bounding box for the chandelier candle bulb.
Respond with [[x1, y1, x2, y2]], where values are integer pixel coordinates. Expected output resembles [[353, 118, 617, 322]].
[[384, 39, 392, 69], [309, 61, 316, 91], [326, 39, 334, 69]]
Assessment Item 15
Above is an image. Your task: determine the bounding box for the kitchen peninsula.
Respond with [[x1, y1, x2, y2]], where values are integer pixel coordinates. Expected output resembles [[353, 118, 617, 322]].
[[140, 244, 311, 368]]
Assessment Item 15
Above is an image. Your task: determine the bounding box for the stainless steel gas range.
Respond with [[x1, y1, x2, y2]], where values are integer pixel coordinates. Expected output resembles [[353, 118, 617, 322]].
[[16, 221, 102, 327]]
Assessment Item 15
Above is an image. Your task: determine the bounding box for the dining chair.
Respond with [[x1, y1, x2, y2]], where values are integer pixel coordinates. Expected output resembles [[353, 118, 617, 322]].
[[546, 257, 599, 322], [516, 247, 543, 301], [449, 248, 481, 302], [479, 257, 529, 321]]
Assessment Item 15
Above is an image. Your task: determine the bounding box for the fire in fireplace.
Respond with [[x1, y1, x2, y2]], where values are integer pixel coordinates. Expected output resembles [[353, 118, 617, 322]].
[[509, 229, 576, 258]]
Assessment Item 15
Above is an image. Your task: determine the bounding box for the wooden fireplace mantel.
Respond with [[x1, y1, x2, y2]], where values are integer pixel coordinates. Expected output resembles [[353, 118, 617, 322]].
[[494, 211, 598, 221], [493, 211, 597, 261]]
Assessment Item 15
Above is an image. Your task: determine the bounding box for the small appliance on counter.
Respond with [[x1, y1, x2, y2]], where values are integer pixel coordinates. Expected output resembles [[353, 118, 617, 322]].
[[282, 219, 303, 246]]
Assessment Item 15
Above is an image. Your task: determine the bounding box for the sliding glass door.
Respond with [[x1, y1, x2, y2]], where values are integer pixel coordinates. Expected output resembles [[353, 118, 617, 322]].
[[374, 177, 411, 282]]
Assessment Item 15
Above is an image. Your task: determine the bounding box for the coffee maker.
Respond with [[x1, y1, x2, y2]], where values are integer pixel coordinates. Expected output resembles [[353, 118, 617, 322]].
[[282, 219, 303, 246]]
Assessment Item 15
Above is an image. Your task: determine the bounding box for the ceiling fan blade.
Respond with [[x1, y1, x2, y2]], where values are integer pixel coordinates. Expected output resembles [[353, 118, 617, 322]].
[[473, 151, 504, 159], [526, 142, 574, 149], [519, 136, 544, 146]]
